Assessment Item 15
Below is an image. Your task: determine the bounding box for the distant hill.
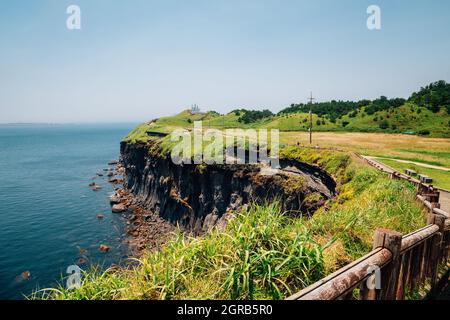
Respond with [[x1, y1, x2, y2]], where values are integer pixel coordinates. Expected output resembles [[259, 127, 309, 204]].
[[143, 81, 450, 138]]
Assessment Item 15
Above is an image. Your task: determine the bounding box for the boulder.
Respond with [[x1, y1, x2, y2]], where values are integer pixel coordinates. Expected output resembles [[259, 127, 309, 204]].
[[112, 203, 126, 213], [99, 244, 110, 252], [109, 195, 121, 205], [21, 271, 31, 280]]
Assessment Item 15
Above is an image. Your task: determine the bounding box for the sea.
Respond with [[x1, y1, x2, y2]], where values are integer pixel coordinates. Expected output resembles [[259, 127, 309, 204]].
[[0, 123, 137, 299]]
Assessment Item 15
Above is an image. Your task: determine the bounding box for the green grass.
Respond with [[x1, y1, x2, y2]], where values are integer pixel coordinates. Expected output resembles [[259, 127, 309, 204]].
[[376, 159, 450, 190], [34, 202, 326, 300], [122, 104, 450, 148], [369, 155, 447, 168], [140, 104, 450, 138], [396, 149, 450, 159], [333, 104, 450, 137], [123, 122, 154, 144], [33, 148, 426, 300]]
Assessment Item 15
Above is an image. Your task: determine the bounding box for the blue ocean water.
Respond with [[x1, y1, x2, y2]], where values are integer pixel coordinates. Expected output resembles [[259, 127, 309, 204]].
[[0, 123, 137, 299]]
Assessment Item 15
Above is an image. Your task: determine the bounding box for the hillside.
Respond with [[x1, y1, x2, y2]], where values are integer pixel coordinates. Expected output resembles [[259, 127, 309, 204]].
[[140, 81, 450, 138], [144, 103, 449, 138]]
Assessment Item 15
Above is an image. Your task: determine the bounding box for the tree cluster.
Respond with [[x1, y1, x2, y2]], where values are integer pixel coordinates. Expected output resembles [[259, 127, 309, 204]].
[[409, 80, 450, 113], [236, 109, 274, 124]]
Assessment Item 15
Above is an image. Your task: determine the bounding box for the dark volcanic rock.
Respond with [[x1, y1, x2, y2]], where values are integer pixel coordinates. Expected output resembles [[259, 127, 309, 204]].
[[120, 141, 336, 235]]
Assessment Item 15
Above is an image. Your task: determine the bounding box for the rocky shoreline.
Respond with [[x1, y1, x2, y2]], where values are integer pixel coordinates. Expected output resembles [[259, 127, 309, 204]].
[[100, 141, 336, 257], [106, 162, 176, 256]]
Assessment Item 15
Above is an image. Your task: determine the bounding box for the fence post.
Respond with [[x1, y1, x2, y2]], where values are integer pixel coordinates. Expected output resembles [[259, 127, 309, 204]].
[[426, 213, 446, 294], [372, 228, 402, 300]]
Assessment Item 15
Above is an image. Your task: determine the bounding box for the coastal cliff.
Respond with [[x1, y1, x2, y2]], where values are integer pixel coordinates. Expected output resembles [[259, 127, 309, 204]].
[[120, 140, 336, 234]]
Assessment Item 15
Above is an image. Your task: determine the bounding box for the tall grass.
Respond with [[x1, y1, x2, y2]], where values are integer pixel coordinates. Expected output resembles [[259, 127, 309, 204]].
[[34, 202, 325, 300]]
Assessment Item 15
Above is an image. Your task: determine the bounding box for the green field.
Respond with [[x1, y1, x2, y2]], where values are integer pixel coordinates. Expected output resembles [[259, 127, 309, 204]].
[[142, 103, 450, 138], [375, 159, 450, 190]]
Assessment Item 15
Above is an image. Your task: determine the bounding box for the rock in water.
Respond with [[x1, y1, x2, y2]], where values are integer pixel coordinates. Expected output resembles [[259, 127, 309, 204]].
[[99, 244, 110, 252], [112, 203, 126, 213], [108, 160, 119, 165], [21, 271, 31, 280], [96, 214, 104, 219]]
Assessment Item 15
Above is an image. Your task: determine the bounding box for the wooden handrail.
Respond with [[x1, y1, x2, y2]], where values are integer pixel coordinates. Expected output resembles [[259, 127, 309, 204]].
[[287, 248, 392, 300], [401, 224, 439, 253], [287, 154, 450, 300]]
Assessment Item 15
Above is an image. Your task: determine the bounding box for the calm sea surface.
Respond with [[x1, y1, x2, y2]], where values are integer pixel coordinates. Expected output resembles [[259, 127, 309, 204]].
[[0, 123, 137, 299]]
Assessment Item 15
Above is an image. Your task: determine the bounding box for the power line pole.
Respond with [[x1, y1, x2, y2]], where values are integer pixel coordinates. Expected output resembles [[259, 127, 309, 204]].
[[308, 92, 315, 145]]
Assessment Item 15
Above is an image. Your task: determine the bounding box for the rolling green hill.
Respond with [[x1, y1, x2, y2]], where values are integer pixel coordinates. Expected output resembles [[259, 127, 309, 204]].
[[131, 81, 450, 139], [143, 103, 449, 138]]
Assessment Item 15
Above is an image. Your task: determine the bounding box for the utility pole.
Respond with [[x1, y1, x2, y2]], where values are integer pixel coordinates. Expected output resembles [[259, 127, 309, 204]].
[[308, 92, 315, 145]]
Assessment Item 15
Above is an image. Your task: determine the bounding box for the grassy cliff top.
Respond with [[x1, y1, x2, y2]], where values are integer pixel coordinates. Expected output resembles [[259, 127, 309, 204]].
[[124, 103, 449, 143]]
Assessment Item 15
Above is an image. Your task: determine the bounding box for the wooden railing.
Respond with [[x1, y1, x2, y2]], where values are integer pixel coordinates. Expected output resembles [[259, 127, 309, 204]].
[[287, 155, 450, 300]]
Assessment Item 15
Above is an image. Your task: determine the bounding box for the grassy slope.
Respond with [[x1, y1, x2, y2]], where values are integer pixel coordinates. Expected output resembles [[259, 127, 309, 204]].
[[375, 159, 450, 190], [35, 148, 426, 300], [145, 104, 449, 138], [126, 108, 450, 169]]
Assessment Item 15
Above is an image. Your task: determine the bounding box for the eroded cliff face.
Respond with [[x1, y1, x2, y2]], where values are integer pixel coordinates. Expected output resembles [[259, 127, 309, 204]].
[[120, 141, 336, 234]]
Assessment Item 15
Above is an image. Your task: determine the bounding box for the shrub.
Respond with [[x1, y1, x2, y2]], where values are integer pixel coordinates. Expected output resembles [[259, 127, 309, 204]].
[[418, 129, 430, 136], [379, 120, 389, 130]]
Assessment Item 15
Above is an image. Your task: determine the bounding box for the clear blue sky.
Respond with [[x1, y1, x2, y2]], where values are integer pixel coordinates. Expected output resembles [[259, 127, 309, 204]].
[[1, 0, 449, 123]]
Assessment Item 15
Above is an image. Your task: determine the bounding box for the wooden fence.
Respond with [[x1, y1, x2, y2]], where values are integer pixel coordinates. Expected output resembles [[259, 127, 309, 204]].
[[287, 156, 450, 300]]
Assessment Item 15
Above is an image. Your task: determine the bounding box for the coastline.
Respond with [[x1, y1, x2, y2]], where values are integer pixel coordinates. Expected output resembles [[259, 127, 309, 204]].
[[109, 162, 176, 257]]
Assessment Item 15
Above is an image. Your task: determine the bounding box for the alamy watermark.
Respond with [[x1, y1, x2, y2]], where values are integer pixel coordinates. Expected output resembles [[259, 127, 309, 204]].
[[66, 5, 81, 30], [367, 5, 381, 30], [65, 5, 380, 31], [170, 121, 280, 169], [66, 265, 82, 290], [366, 265, 382, 290]]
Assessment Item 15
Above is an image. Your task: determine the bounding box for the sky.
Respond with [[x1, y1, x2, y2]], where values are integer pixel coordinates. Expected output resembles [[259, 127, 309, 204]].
[[0, 0, 450, 123]]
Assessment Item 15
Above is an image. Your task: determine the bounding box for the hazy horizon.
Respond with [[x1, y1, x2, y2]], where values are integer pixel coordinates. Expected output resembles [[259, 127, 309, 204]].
[[1, 0, 450, 123]]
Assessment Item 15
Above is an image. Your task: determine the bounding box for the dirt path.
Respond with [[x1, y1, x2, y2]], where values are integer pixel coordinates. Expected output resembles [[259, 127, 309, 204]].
[[367, 156, 450, 171]]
